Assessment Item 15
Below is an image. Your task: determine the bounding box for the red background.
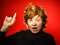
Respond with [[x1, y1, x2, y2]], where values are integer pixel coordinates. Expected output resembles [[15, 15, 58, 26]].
[[0, 0, 60, 45]]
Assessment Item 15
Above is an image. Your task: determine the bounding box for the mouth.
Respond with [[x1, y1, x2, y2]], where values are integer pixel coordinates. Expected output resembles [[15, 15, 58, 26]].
[[31, 27, 38, 33], [32, 27, 37, 29]]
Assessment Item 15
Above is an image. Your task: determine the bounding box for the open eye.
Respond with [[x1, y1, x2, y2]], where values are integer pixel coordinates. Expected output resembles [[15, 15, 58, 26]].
[[37, 19, 40, 21], [29, 19, 32, 22]]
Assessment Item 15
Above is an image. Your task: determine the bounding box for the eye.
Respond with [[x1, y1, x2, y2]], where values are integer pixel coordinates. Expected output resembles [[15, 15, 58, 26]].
[[37, 20, 40, 21], [29, 19, 32, 22]]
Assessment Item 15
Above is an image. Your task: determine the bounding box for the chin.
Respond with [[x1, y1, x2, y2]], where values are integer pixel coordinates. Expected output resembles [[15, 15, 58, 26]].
[[30, 29, 40, 34], [32, 31, 39, 34]]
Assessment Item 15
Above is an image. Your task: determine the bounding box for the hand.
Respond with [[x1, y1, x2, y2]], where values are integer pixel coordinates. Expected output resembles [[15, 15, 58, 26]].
[[0, 12, 17, 32], [3, 12, 17, 27]]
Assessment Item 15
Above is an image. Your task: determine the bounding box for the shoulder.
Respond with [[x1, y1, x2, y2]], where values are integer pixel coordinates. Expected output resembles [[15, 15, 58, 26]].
[[41, 31, 54, 38], [6, 30, 29, 42], [41, 31, 56, 45], [12, 30, 30, 38], [40, 31, 55, 41], [15, 30, 29, 36]]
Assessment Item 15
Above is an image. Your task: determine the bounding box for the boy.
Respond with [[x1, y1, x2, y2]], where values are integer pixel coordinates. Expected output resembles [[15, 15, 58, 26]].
[[0, 3, 56, 45]]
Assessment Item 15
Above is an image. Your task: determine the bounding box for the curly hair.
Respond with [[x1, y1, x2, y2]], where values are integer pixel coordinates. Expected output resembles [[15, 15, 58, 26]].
[[24, 3, 48, 30]]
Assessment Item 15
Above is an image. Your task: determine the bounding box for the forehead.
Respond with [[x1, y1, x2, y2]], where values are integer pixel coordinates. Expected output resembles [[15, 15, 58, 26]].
[[29, 15, 41, 20]]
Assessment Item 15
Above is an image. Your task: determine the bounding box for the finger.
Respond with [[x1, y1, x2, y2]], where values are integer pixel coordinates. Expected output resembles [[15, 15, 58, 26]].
[[3, 16, 8, 24], [12, 12, 17, 20], [6, 16, 10, 22], [8, 17, 12, 21], [4, 16, 8, 21], [9, 17, 12, 20]]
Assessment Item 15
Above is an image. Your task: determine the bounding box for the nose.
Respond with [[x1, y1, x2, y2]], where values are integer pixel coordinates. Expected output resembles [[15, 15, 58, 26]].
[[32, 21, 36, 26]]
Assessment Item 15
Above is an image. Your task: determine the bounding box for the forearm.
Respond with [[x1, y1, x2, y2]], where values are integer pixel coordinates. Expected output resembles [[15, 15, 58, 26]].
[[0, 25, 9, 38], [0, 25, 9, 32]]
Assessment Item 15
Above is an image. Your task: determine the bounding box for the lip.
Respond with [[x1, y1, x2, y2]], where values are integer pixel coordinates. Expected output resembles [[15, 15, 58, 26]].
[[32, 27, 37, 29], [32, 27, 38, 32]]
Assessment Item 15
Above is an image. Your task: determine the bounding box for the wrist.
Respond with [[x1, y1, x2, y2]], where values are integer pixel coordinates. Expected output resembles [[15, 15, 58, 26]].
[[0, 25, 9, 32]]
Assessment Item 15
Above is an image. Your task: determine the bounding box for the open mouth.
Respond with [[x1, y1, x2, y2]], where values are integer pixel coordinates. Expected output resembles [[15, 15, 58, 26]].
[[32, 27, 37, 29]]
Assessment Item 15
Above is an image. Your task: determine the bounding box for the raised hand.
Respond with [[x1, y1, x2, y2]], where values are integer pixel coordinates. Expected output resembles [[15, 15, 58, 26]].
[[3, 12, 16, 27], [0, 12, 17, 32]]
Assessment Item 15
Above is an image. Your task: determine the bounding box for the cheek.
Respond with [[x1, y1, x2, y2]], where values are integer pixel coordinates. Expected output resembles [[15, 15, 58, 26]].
[[27, 22, 32, 28], [28, 22, 31, 26], [37, 22, 42, 27]]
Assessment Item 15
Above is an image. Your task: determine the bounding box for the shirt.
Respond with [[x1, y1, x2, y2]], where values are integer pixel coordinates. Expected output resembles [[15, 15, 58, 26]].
[[0, 30, 56, 45]]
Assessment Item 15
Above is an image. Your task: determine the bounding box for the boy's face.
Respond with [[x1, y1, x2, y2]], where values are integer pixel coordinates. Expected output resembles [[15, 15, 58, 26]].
[[27, 15, 42, 34]]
